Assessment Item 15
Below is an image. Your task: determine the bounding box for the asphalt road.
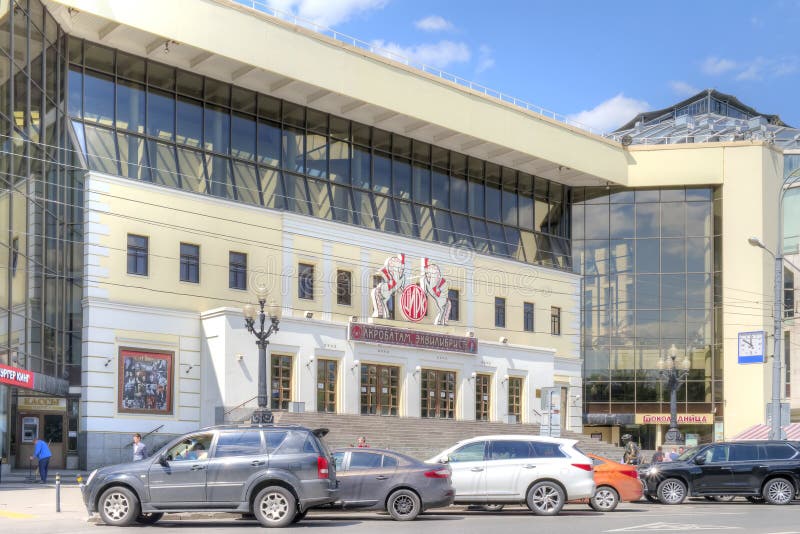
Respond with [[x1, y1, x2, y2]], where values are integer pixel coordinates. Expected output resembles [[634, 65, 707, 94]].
[[5, 496, 800, 534]]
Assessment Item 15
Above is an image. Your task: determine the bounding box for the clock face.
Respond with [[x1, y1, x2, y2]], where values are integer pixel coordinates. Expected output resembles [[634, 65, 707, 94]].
[[738, 331, 765, 357]]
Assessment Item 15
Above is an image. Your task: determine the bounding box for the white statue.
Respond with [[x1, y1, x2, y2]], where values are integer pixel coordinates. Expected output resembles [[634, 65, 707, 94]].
[[371, 254, 406, 319], [420, 257, 451, 325]]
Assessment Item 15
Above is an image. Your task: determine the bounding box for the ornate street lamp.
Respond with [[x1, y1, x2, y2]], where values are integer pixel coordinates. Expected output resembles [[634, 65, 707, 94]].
[[243, 286, 281, 424], [657, 344, 692, 445]]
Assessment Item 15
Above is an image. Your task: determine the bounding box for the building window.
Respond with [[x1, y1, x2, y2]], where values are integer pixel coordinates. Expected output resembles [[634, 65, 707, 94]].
[[229, 252, 247, 290], [180, 243, 200, 283], [495, 297, 506, 328], [270, 354, 293, 410], [508, 376, 522, 423], [127, 234, 148, 276], [524, 302, 534, 332], [11, 237, 19, 277], [337, 270, 352, 306], [298, 263, 314, 300], [551, 306, 561, 336], [448, 289, 460, 322], [420, 369, 456, 419]]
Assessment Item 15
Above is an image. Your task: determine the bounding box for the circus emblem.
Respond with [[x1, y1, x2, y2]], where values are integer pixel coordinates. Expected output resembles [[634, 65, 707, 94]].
[[371, 253, 407, 319], [371, 253, 451, 326], [420, 257, 452, 326]]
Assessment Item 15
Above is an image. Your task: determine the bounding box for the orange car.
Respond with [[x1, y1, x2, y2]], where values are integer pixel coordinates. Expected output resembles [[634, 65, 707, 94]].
[[571, 453, 643, 511]]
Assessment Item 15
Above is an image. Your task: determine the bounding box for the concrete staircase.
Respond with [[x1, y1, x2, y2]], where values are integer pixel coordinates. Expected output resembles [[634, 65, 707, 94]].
[[265, 412, 625, 462]]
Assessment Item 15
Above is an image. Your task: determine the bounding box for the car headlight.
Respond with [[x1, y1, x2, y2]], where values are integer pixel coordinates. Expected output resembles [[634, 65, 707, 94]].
[[646, 466, 659, 477], [85, 469, 98, 487]]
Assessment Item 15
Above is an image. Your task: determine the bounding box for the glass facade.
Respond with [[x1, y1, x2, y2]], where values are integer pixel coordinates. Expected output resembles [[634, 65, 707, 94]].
[[0, 0, 82, 457], [66, 38, 572, 269], [572, 187, 722, 442]]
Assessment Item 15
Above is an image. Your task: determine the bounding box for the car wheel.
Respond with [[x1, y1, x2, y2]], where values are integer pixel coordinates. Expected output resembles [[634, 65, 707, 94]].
[[292, 509, 308, 524], [253, 486, 297, 528], [98, 486, 140, 527], [526, 481, 566, 516], [657, 478, 687, 505], [135, 512, 164, 524], [590, 486, 620, 512], [644, 494, 660, 503], [387, 489, 421, 521], [763, 478, 795, 505]]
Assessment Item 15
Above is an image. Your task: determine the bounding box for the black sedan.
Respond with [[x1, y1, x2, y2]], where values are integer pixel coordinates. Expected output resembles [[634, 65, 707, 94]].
[[328, 448, 454, 520], [640, 440, 800, 505]]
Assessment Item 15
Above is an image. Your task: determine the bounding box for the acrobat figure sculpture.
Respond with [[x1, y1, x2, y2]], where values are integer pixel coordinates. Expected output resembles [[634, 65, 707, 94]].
[[421, 257, 451, 325], [371, 253, 406, 319]]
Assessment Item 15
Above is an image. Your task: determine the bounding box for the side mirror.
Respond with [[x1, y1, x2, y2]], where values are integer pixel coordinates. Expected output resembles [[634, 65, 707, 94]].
[[439, 456, 450, 464], [158, 454, 169, 466], [693, 455, 705, 465]]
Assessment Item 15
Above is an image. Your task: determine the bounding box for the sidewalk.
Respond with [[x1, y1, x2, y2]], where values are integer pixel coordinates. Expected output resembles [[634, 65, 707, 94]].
[[0, 484, 90, 532]]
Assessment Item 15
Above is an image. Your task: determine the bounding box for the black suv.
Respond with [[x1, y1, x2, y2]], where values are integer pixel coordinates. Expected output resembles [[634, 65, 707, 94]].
[[640, 440, 800, 505], [82, 425, 338, 528]]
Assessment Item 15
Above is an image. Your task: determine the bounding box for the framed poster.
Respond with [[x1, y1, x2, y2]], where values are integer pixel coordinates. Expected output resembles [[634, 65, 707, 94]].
[[118, 348, 174, 415]]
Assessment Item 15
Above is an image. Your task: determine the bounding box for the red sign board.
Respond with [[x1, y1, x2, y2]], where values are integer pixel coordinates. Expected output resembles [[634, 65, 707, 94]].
[[0, 364, 35, 389], [349, 323, 478, 354], [400, 285, 428, 322]]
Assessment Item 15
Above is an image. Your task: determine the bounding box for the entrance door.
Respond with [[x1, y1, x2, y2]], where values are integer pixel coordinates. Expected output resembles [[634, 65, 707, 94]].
[[16, 413, 66, 469], [316, 359, 337, 413], [475, 374, 491, 421], [421, 369, 456, 419], [360, 364, 399, 416], [270, 355, 293, 411]]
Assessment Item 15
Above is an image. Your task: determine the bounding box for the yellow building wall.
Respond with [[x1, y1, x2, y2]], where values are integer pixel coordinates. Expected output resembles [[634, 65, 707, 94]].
[[89, 173, 581, 360]]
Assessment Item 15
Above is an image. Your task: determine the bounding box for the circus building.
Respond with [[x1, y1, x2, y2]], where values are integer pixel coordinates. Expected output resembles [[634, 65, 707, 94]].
[[0, 0, 791, 469]]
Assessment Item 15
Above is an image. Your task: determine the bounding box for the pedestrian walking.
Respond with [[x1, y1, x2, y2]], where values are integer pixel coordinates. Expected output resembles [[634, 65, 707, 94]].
[[621, 434, 641, 465], [668, 447, 679, 461], [132, 432, 148, 462], [29, 438, 52, 484], [651, 446, 665, 464]]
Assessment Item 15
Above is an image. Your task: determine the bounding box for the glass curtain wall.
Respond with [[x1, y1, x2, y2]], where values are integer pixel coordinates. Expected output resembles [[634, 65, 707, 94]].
[[572, 187, 722, 430], [66, 37, 571, 270], [0, 0, 83, 456]]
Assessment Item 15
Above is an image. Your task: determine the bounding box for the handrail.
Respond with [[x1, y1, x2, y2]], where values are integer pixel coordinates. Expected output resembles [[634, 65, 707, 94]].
[[232, 0, 602, 136], [123, 424, 164, 448], [225, 395, 258, 416]]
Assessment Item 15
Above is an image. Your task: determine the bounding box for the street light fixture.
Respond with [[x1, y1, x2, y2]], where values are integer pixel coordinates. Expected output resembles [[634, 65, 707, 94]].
[[746, 166, 800, 439], [658, 344, 692, 445], [243, 285, 281, 424]]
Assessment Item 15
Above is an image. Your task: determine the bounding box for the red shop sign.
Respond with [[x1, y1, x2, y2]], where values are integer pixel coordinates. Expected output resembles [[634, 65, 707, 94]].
[[0, 364, 35, 389]]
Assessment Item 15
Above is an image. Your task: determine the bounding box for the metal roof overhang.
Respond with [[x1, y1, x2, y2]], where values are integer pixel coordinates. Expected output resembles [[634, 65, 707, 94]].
[[46, 0, 629, 188]]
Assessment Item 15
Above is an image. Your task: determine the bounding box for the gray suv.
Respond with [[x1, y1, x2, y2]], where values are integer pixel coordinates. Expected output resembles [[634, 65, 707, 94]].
[[82, 425, 338, 528]]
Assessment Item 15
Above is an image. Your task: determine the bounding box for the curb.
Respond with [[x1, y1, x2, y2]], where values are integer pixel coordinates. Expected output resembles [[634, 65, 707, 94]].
[[87, 512, 255, 523]]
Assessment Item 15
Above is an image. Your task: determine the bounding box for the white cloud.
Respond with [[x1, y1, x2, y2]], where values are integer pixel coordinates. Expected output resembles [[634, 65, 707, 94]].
[[476, 45, 494, 74], [735, 56, 798, 80], [568, 94, 650, 133], [371, 39, 470, 69], [265, 0, 388, 27], [414, 15, 453, 32], [701, 56, 737, 75], [669, 80, 699, 96]]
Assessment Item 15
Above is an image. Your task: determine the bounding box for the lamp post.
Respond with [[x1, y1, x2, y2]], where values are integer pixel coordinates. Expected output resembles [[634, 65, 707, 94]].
[[658, 344, 692, 445], [243, 286, 281, 425], [747, 166, 800, 440]]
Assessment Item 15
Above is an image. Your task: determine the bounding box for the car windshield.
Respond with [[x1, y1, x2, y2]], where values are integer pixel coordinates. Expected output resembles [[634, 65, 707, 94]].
[[677, 446, 700, 462]]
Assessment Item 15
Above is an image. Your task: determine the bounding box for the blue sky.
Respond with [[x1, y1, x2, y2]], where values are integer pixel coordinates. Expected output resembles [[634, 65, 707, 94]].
[[262, 0, 800, 132]]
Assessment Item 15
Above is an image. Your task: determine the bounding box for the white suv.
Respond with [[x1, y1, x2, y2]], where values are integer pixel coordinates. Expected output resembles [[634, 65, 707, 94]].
[[427, 435, 595, 515]]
